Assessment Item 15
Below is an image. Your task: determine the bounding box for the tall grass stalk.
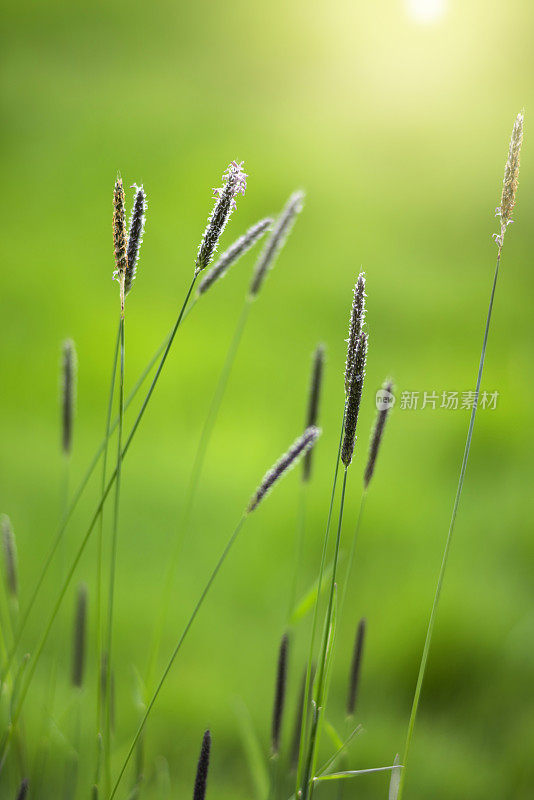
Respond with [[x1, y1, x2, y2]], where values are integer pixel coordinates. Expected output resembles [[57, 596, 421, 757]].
[[300, 467, 348, 800], [0, 276, 198, 759], [104, 313, 126, 794], [295, 408, 345, 794], [396, 247, 503, 799], [397, 109, 523, 799], [96, 319, 121, 734]]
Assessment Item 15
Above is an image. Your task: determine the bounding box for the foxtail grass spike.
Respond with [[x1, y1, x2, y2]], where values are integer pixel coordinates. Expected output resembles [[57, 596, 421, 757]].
[[346, 618, 366, 716], [495, 110, 524, 245], [302, 344, 325, 482], [112, 176, 128, 303], [125, 184, 147, 296], [61, 338, 77, 456], [341, 333, 368, 467], [2, 515, 18, 598], [197, 217, 273, 295], [363, 379, 394, 489], [249, 191, 304, 297], [344, 274, 366, 395], [72, 582, 88, 687], [15, 779, 29, 800], [195, 161, 247, 275], [193, 730, 211, 800], [247, 426, 321, 513], [271, 633, 289, 756]]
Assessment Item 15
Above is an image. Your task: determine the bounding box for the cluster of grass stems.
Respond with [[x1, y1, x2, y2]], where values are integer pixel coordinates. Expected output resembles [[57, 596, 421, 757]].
[[0, 112, 524, 799]]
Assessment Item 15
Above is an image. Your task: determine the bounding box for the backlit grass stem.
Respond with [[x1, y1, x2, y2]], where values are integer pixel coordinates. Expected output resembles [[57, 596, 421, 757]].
[[111, 428, 318, 798], [397, 110, 524, 799]]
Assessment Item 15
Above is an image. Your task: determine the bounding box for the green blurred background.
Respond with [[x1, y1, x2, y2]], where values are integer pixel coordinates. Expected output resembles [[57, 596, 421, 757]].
[[1, 0, 534, 797]]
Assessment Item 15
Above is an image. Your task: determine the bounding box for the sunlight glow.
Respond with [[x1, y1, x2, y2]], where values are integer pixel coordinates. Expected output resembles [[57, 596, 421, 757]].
[[406, 0, 446, 24]]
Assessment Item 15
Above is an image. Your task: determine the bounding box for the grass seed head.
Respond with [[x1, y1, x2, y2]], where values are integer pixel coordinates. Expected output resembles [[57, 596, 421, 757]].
[[342, 332, 368, 467], [495, 110, 524, 245], [344, 274, 366, 395], [197, 217, 273, 295], [271, 633, 289, 756], [113, 176, 128, 305], [195, 161, 247, 275], [61, 338, 77, 456], [1, 515, 18, 598], [346, 618, 366, 717], [249, 191, 304, 297], [125, 184, 147, 296], [302, 344, 325, 482], [193, 730, 211, 800], [247, 426, 321, 513], [16, 779, 29, 800], [363, 378, 394, 489]]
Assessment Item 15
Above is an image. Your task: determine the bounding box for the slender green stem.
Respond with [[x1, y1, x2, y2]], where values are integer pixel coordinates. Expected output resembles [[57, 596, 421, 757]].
[[397, 249, 502, 800], [296, 406, 345, 795], [1, 300, 197, 685], [0, 277, 198, 758], [339, 490, 367, 622], [104, 314, 125, 794], [302, 468, 348, 800], [96, 319, 121, 736], [109, 513, 248, 800], [145, 296, 252, 689]]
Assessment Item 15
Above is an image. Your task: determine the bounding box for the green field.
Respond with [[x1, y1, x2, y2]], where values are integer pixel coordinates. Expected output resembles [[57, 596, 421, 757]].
[[1, 1, 534, 797]]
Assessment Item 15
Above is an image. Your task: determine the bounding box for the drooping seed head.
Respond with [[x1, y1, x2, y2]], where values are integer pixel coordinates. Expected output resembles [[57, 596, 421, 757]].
[[363, 378, 394, 489], [271, 633, 289, 756], [125, 184, 147, 296], [72, 582, 88, 688], [197, 217, 273, 296], [112, 176, 128, 292], [61, 339, 77, 456], [193, 729, 211, 800], [195, 161, 247, 275], [344, 274, 366, 395], [1, 515, 18, 598], [302, 344, 325, 483], [15, 779, 29, 800], [341, 333, 368, 468], [247, 426, 321, 513], [346, 618, 366, 716], [495, 110, 524, 245], [249, 191, 304, 297]]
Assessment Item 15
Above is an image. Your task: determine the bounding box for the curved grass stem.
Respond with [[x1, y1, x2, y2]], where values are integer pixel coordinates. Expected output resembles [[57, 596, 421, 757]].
[[109, 513, 249, 799], [397, 249, 502, 800]]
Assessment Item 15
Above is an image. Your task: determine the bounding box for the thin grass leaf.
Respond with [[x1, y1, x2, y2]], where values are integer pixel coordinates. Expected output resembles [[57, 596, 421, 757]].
[[234, 699, 270, 800], [314, 765, 402, 782], [388, 754, 401, 800], [289, 561, 334, 626]]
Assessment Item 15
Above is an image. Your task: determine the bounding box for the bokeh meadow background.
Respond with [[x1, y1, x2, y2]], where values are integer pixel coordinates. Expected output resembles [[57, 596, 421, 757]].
[[1, 0, 534, 797]]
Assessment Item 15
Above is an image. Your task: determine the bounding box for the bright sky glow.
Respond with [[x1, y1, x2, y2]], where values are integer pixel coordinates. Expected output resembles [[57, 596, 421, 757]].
[[406, 0, 446, 24]]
